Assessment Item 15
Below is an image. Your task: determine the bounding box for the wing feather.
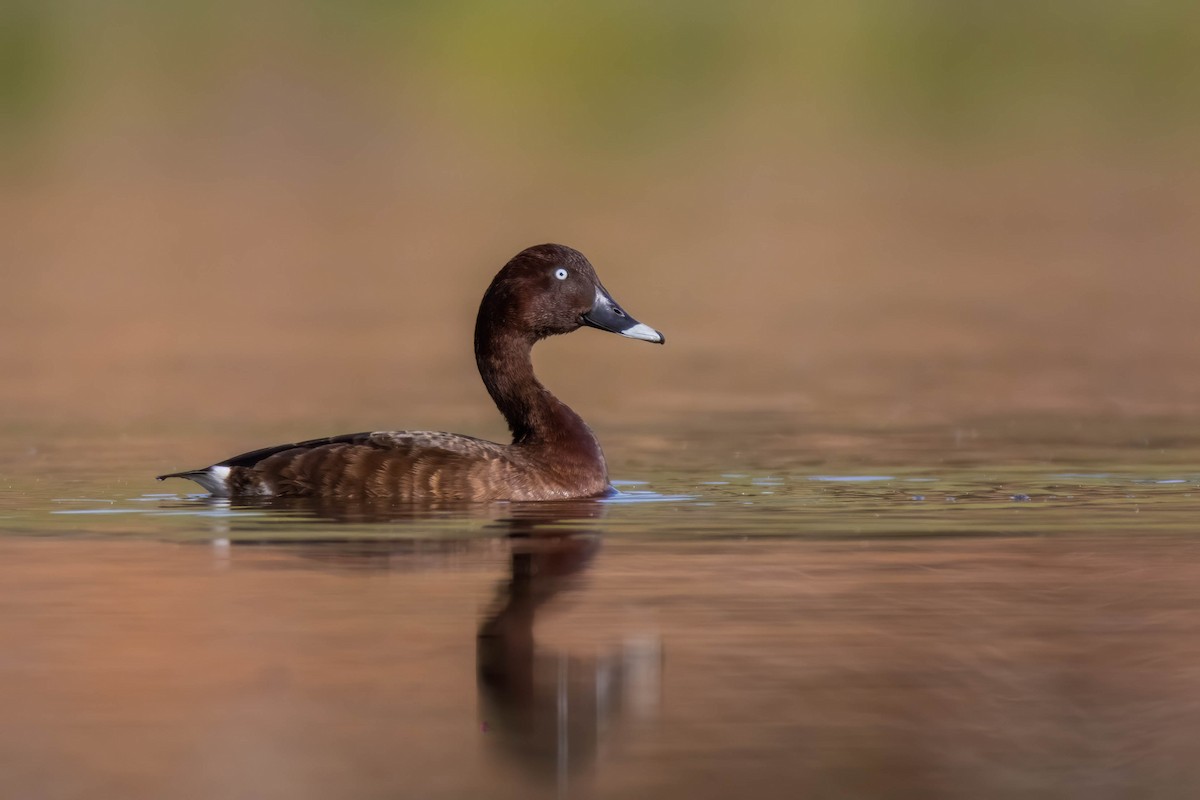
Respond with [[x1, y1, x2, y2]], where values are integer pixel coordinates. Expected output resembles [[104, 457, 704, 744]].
[[226, 430, 522, 501]]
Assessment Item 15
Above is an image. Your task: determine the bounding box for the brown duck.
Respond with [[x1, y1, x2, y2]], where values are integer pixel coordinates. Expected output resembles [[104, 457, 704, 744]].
[[158, 243, 664, 501]]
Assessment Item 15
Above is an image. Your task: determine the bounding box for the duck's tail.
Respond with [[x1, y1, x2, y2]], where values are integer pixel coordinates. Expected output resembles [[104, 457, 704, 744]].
[[157, 469, 206, 481], [157, 466, 232, 497]]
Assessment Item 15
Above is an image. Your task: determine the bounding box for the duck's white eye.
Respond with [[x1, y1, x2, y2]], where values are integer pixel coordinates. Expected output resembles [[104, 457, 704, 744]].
[[554, 268, 569, 281]]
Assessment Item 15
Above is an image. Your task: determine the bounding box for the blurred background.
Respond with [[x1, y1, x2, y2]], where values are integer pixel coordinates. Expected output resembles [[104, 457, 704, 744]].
[[5, 7, 1200, 796], [3, 0, 1199, 447]]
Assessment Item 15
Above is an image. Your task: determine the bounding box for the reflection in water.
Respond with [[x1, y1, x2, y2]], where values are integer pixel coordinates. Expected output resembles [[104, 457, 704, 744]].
[[477, 526, 605, 782], [193, 496, 663, 788], [225, 494, 526, 525], [476, 508, 661, 787], [11, 488, 1200, 796]]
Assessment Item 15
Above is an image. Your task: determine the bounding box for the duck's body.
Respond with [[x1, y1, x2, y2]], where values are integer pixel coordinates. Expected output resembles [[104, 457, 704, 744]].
[[163, 428, 606, 502], [158, 244, 663, 501]]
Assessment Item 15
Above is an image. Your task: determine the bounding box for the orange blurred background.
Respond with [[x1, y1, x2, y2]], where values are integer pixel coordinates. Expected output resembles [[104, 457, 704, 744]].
[[4, 2, 1199, 439]]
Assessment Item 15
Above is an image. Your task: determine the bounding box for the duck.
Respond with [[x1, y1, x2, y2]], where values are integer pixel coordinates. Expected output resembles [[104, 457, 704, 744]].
[[157, 243, 664, 501]]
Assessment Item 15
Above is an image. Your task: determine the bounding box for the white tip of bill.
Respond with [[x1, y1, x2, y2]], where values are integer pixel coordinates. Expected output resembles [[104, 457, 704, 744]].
[[620, 322, 665, 344]]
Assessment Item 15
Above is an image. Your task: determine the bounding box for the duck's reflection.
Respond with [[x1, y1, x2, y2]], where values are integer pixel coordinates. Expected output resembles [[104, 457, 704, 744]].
[[476, 503, 661, 785], [189, 495, 662, 784], [219, 493, 530, 524]]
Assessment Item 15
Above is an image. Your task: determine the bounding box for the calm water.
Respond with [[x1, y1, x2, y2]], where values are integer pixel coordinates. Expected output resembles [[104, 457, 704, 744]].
[[3, 415, 1200, 799]]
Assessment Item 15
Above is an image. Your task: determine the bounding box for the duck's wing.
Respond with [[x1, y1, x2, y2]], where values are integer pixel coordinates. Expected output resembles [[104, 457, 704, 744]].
[[158, 431, 519, 500], [220, 431, 379, 469]]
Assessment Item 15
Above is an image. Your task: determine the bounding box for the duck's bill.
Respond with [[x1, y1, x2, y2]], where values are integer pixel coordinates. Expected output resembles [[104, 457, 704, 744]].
[[582, 287, 665, 344]]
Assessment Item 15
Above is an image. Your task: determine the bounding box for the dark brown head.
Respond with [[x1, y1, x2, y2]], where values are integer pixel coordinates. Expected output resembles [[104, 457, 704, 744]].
[[476, 243, 664, 346]]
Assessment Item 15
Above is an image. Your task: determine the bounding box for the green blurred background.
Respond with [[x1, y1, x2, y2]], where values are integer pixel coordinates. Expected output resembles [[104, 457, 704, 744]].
[[3, 1, 1199, 442]]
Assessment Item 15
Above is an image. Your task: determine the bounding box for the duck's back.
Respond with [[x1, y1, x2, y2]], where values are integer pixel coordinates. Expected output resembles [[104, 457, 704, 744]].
[[162, 431, 607, 501]]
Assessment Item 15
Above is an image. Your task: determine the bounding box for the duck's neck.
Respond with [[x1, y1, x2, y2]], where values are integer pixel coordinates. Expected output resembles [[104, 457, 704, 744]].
[[474, 326, 603, 463]]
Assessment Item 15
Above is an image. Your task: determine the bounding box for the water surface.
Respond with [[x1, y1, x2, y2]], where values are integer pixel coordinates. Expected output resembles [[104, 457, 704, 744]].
[[3, 416, 1200, 798]]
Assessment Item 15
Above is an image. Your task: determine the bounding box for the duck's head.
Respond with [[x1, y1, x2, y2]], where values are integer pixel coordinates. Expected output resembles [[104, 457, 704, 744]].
[[479, 243, 665, 345]]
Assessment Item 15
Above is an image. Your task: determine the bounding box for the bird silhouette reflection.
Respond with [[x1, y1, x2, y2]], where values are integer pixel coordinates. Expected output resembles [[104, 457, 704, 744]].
[[188, 494, 661, 783], [476, 500, 660, 785]]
